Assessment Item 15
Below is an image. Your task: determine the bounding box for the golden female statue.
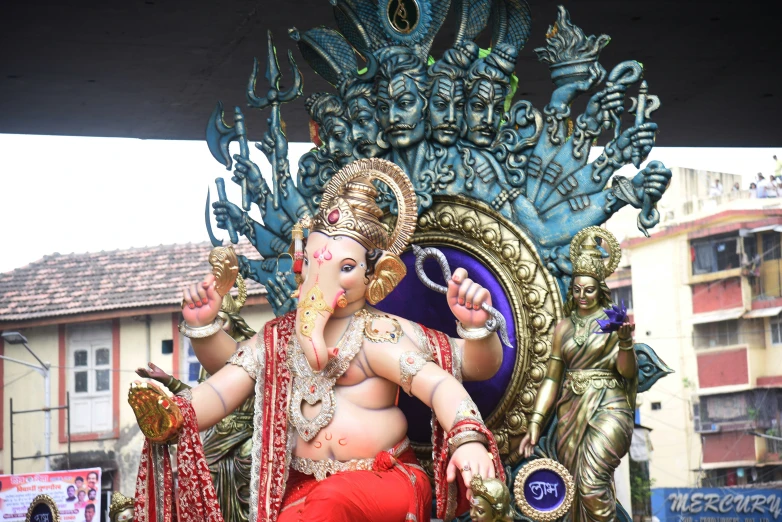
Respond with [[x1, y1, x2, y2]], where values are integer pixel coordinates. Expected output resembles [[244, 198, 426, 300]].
[[519, 226, 637, 522], [469, 475, 512, 522]]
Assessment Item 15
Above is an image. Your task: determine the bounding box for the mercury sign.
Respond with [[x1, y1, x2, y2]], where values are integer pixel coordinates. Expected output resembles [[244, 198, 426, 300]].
[[652, 488, 782, 522]]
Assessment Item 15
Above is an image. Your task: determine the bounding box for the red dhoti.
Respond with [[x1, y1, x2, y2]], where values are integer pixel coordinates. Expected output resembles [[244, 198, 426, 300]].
[[278, 439, 431, 522]]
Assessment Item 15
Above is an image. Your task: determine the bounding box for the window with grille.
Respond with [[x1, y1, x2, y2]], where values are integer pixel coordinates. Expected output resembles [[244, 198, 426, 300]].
[[762, 233, 781, 261], [612, 286, 634, 310], [691, 236, 740, 274], [771, 315, 782, 345], [693, 320, 739, 348], [69, 324, 112, 434]]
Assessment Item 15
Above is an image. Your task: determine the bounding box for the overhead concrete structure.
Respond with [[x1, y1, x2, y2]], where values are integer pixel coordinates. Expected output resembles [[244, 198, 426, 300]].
[[1, 0, 780, 146]]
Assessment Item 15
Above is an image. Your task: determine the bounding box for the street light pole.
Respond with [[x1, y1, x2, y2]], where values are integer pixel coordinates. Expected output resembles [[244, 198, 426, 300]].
[[1, 332, 52, 472]]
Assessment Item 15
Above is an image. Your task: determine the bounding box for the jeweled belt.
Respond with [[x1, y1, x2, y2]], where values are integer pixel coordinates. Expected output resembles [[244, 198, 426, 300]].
[[564, 369, 621, 395], [290, 438, 410, 481]]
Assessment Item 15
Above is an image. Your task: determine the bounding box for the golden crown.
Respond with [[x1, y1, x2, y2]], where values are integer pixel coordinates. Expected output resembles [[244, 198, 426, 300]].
[[109, 492, 134, 521], [310, 158, 418, 255], [569, 226, 621, 282]]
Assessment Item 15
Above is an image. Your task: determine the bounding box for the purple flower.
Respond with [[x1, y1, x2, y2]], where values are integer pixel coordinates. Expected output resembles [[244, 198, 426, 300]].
[[596, 300, 628, 333]]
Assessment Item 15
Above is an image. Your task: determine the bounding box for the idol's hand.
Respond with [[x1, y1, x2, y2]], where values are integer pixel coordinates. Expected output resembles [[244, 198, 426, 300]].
[[231, 154, 264, 198], [447, 268, 492, 329], [182, 274, 222, 327], [632, 161, 672, 206], [518, 422, 541, 459], [618, 322, 635, 343], [212, 200, 248, 236], [135, 362, 171, 383], [447, 441, 496, 488]]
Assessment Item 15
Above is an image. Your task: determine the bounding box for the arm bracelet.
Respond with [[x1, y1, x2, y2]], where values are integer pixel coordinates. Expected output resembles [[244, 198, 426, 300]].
[[448, 430, 489, 456], [529, 412, 546, 426], [399, 351, 432, 396], [456, 322, 492, 341], [178, 316, 225, 339]]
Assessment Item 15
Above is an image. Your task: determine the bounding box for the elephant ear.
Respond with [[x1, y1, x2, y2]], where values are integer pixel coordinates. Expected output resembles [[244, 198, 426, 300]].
[[365, 254, 407, 305]]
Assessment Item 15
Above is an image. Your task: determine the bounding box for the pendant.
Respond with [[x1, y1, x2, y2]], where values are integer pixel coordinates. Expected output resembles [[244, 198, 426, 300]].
[[289, 375, 336, 442]]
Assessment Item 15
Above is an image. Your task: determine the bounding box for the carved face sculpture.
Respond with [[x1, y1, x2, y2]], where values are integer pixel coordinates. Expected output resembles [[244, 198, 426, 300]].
[[469, 495, 495, 522], [113, 509, 133, 522], [428, 76, 465, 146], [377, 74, 427, 149], [348, 96, 383, 158], [465, 79, 506, 147], [571, 275, 600, 313], [322, 115, 354, 164]]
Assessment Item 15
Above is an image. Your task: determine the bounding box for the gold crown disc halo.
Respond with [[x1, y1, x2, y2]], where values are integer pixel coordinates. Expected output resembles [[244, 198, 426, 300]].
[[313, 158, 418, 255], [569, 226, 621, 281]]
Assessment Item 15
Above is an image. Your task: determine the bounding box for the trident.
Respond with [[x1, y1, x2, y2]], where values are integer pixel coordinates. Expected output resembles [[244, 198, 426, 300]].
[[247, 30, 303, 210]]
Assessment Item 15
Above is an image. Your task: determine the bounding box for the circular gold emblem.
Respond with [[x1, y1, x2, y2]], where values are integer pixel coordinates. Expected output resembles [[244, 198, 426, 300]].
[[386, 0, 420, 34], [514, 458, 575, 521]]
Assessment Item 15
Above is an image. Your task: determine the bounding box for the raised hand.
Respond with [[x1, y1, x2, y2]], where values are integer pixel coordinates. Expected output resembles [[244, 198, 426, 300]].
[[632, 160, 672, 206], [518, 422, 541, 459], [135, 362, 172, 383], [447, 268, 492, 329], [231, 154, 264, 198], [447, 441, 496, 487], [584, 82, 627, 122], [128, 381, 183, 443], [550, 62, 606, 108], [265, 271, 298, 316], [182, 274, 222, 327], [610, 122, 658, 166], [213, 200, 248, 237]]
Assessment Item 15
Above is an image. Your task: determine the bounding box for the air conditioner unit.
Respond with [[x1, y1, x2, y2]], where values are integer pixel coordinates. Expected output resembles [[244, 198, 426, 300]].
[[699, 423, 721, 433]]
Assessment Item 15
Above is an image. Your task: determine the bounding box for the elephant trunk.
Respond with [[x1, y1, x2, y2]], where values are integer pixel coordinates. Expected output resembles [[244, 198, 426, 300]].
[[295, 283, 346, 371]]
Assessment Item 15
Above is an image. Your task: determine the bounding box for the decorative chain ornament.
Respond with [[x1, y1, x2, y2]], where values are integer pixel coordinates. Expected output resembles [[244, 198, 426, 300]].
[[287, 313, 366, 441]]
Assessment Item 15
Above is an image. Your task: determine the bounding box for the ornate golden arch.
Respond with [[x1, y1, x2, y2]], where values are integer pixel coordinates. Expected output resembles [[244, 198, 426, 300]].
[[408, 195, 562, 465]]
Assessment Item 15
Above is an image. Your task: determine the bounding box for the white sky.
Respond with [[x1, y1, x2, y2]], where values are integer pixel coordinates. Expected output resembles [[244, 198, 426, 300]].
[[0, 133, 779, 273]]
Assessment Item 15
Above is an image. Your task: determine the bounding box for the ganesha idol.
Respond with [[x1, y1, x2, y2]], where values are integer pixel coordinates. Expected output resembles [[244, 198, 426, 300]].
[[128, 158, 509, 522]]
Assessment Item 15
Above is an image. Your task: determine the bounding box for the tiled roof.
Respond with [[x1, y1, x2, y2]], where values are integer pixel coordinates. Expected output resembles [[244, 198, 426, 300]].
[[0, 242, 266, 322]]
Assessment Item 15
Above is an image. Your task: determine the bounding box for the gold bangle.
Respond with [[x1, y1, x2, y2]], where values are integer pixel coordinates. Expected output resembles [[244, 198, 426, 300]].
[[618, 343, 635, 351], [529, 412, 546, 425], [448, 431, 489, 455]]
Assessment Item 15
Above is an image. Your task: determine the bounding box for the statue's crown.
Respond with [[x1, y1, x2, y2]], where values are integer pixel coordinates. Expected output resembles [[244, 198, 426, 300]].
[[569, 227, 621, 282], [571, 236, 606, 281], [312, 177, 390, 251], [305, 158, 418, 256], [109, 492, 134, 521]]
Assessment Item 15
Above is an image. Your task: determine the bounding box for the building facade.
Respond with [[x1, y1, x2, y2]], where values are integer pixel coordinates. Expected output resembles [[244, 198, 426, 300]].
[[0, 242, 274, 501], [611, 187, 782, 489]]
